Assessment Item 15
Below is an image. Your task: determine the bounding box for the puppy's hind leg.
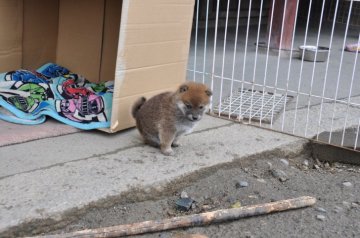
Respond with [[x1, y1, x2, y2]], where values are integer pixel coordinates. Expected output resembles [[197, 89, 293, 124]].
[[159, 129, 176, 156], [142, 134, 160, 148]]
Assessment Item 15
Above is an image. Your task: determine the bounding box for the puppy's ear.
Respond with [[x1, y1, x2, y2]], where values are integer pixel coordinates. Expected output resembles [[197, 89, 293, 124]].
[[205, 89, 212, 97], [179, 84, 189, 93]]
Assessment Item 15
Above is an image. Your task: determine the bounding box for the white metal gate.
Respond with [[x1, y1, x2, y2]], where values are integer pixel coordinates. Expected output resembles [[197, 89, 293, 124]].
[[188, 0, 360, 151]]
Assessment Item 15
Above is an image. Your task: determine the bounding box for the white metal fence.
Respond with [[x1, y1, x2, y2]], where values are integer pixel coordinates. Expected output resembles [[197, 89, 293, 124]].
[[188, 0, 360, 151]]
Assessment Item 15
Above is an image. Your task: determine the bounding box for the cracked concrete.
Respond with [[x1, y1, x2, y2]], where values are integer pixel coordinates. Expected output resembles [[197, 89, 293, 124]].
[[0, 115, 307, 236]]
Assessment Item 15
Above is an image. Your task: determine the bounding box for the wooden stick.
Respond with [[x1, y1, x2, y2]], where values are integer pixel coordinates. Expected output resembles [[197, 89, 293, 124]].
[[35, 196, 316, 238]]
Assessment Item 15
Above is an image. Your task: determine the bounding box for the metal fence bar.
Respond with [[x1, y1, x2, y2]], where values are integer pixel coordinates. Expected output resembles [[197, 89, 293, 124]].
[[238, 0, 253, 120], [260, 0, 276, 127], [193, 0, 199, 81], [242, 93, 266, 118], [210, 0, 220, 110], [228, 0, 242, 119], [341, 33, 360, 146], [251, 95, 277, 120], [228, 92, 254, 116], [270, 0, 289, 128], [304, 0, 327, 137], [316, 0, 340, 140], [293, 0, 313, 135], [328, 0, 355, 143], [281, 0, 300, 132], [249, 0, 264, 124], [202, 0, 210, 84], [218, 0, 231, 116], [354, 118, 360, 150], [263, 95, 285, 119]]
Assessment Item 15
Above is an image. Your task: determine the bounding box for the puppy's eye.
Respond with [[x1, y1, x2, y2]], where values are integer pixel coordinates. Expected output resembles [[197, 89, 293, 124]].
[[185, 103, 192, 109], [199, 105, 204, 110]]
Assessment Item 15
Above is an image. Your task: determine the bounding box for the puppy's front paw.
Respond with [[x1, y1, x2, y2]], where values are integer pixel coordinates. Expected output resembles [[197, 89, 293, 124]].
[[161, 148, 174, 156]]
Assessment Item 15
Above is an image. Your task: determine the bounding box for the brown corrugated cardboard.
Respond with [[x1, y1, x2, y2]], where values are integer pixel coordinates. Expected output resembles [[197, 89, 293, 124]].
[[113, 62, 187, 98], [56, 0, 104, 83], [23, 0, 59, 69], [99, 0, 122, 83], [0, 0, 195, 133], [0, 0, 23, 72]]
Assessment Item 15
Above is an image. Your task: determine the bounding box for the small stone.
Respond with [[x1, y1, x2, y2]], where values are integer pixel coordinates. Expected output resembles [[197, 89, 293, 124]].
[[195, 152, 205, 157], [342, 201, 351, 209], [342, 182, 352, 187], [270, 169, 288, 182], [316, 214, 326, 221], [334, 207, 342, 213], [176, 198, 194, 211], [191, 203, 197, 210], [324, 162, 330, 168], [226, 196, 236, 204], [201, 205, 211, 211], [244, 232, 253, 238], [314, 164, 320, 170], [315, 207, 327, 213], [231, 201, 242, 208], [280, 159, 289, 166], [267, 162, 273, 169], [180, 191, 189, 198], [159, 233, 169, 238], [235, 181, 249, 188], [351, 202, 359, 208], [303, 160, 309, 167], [257, 178, 266, 183], [166, 210, 175, 216], [333, 206, 343, 213], [243, 168, 249, 172]]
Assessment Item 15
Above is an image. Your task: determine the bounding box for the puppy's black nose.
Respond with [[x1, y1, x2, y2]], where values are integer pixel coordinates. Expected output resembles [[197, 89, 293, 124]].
[[193, 116, 199, 121]]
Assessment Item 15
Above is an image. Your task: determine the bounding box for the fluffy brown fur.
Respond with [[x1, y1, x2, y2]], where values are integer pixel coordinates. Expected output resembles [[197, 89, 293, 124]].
[[132, 82, 212, 155]]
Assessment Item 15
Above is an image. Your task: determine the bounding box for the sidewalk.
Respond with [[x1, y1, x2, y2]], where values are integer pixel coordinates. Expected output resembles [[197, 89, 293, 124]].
[[0, 115, 307, 236]]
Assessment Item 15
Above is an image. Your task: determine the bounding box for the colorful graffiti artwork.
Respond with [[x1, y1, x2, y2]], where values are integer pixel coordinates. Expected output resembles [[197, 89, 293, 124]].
[[0, 63, 113, 129], [55, 95, 107, 123]]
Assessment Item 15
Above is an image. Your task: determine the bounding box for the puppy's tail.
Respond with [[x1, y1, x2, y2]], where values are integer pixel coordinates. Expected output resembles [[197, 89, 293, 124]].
[[131, 97, 146, 118]]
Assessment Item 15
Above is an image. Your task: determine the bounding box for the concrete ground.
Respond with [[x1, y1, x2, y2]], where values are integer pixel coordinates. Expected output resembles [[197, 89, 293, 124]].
[[0, 115, 308, 237]]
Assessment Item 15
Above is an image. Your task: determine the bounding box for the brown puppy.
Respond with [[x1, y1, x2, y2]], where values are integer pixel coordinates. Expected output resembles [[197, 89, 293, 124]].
[[132, 82, 212, 156]]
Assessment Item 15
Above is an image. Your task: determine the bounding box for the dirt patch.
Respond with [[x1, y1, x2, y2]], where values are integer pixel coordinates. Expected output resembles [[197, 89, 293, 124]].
[[48, 155, 360, 238]]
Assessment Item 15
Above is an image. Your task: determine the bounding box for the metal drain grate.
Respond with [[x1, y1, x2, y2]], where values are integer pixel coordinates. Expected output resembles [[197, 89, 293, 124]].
[[213, 89, 293, 123]]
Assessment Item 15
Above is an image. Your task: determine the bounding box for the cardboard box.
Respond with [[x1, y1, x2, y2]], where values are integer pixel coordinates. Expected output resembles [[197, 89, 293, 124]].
[[0, 0, 195, 132]]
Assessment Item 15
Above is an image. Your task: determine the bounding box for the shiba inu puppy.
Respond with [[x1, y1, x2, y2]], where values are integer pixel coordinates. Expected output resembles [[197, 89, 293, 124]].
[[132, 82, 212, 156]]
